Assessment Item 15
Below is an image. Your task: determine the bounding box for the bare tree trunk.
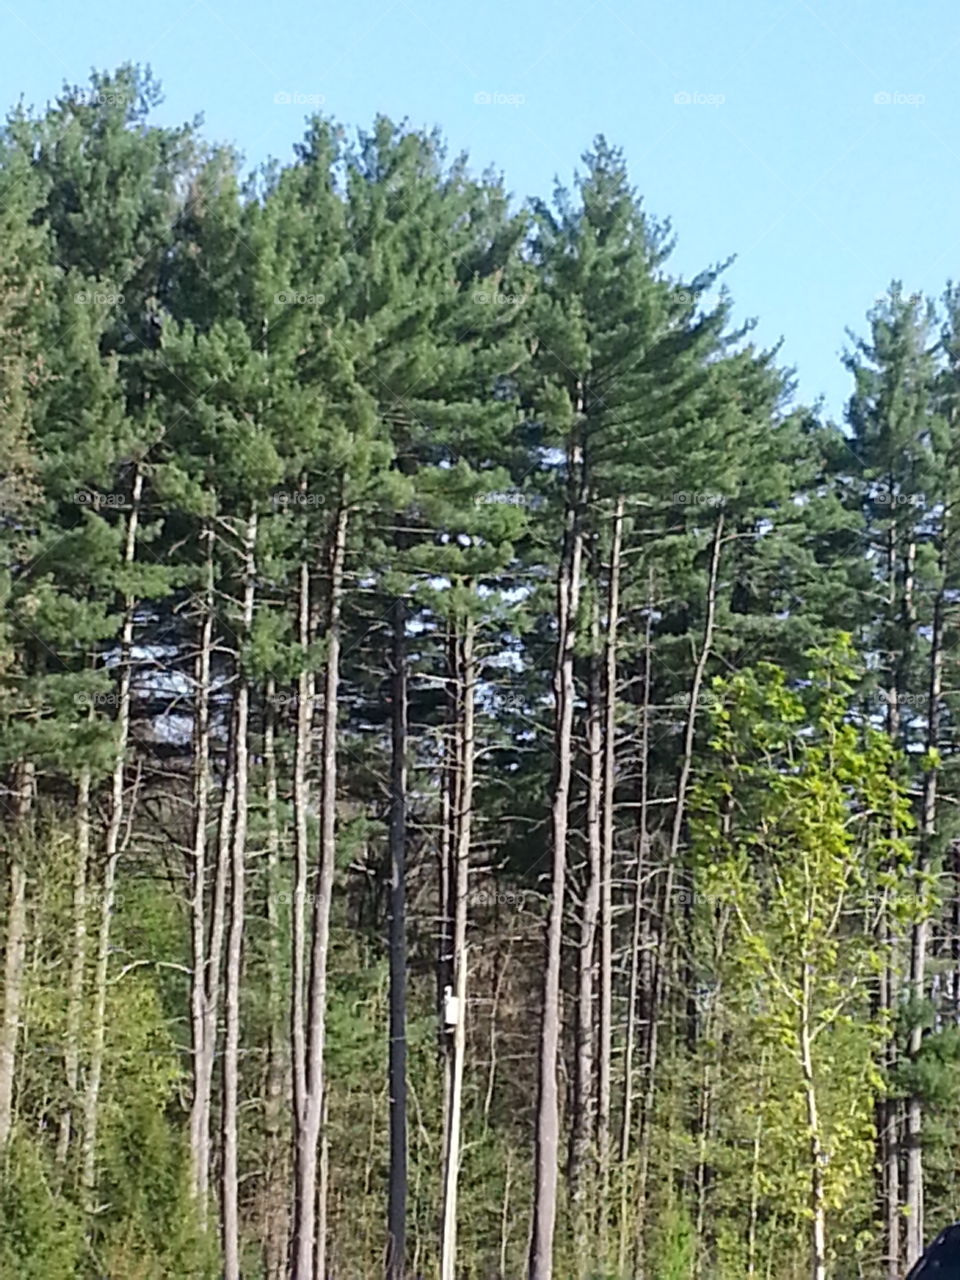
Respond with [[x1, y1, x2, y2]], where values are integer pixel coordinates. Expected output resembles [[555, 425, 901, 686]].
[[441, 610, 475, 1280], [905, 537, 942, 1267], [619, 571, 652, 1278], [637, 518, 723, 1263], [264, 676, 290, 1280], [189, 532, 215, 1218], [57, 764, 91, 1167], [597, 494, 623, 1259], [387, 595, 408, 1280], [0, 760, 34, 1148], [882, 515, 901, 1280], [82, 464, 142, 1203], [221, 511, 258, 1280], [292, 480, 316, 1135], [529, 421, 584, 1280], [800, 966, 827, 1280], [569, 635, 602, 1248], [293, 502, 347, 1280]]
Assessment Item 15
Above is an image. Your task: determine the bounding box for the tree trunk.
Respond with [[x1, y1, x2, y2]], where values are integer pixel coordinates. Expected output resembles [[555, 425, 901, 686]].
[[57, 763, 91, 1168], [0, 760, 34, 1148], [222, 509, 258, 1280], [597, 494, 623, 1259], [264, 676, 290, 1279], [189, 532, 215, 1218], [82, 464, 142, 1203], [800, 967, 827, 1280], [569, 634, 602, 1247], [529, 421, 584, 1280], [638, 518, 723, 1262], [387, 595, 408, 1280], [440, 609, 475, 1280], [293, 501, 347, 1280], [905, 537, 942, 1266], [619, 571, 653, 1278]]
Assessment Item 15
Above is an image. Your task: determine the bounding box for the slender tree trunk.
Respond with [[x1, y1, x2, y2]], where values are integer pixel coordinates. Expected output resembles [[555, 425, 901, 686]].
[[638, 518, 723, 1259], [222, 510, 258, 1280], [882, 515, 901, 1280], [82, 465, 142, 1203], [0, 760, 34, 1148], [569, 636, 602, 1247], [800, 967, 827, 1280], [189, 532, 215, 1218], [619, 571, 652, 1278], [529, 421, 584, 1280], [597, 494, 623, 1259], [264, 676, 290, 1280], [292, 533, 316, 1133], [293, 502, 347, 1280], [387, 595, 408, 1280], [905, 541, 942, 1266], [57, 764, 91, 1168], [441, 610, 475, 1280]]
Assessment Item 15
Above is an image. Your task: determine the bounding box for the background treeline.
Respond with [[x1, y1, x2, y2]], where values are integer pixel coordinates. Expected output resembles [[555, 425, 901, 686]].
[[2, 64, 960, 1280]]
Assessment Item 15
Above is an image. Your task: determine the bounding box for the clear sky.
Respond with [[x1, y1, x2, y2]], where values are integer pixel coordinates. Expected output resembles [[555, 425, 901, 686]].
[[4, 0, 958, 421]]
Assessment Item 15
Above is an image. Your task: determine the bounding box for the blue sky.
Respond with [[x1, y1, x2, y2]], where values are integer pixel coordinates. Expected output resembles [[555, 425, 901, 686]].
[[4, 0, 958, 421]]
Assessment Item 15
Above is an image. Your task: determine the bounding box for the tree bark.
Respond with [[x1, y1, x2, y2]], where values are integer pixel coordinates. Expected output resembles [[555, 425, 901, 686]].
[[293, 501, 348, 1280], [222, 509, 258, 1280], [189, 531, 215, 1218], [387, 594, 408, 1280], [618, 572, 652, 1278], [440, 609, 475, 1280], [0, 760, 34, 1148], [57, 763, 91, 1168], [597, 494, 623, 1258], [81, 464, 142, 1203], [529, 419, 584, 1280]]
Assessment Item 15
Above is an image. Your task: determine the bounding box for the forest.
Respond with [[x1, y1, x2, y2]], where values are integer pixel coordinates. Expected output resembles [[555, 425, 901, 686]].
[[2, 62, 959, 1280]]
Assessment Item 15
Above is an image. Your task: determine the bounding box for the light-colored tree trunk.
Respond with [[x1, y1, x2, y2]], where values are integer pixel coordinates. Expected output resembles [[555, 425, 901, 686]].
[[293, 502, 348, 1280], [597, 494, 623, 1258], [0, 760, 34, 1148], [82, 465, 142, 1203], [906, 533, 942, 1266], [387, 595, 408, 1280], [292, 482, 316, 1131], [800, 965, 827, 1280], [189, 533, 215, 1218], [264, 676, 290, 1280], [638, 518, 723, 1264], [222, 509, 258, 1280], [570, 632, 602, 1250], [441, 611, 474, 1280], [57, 763, 91, 1167], [619, 571, 652, 1278], [529, 421, 584, 1280]]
